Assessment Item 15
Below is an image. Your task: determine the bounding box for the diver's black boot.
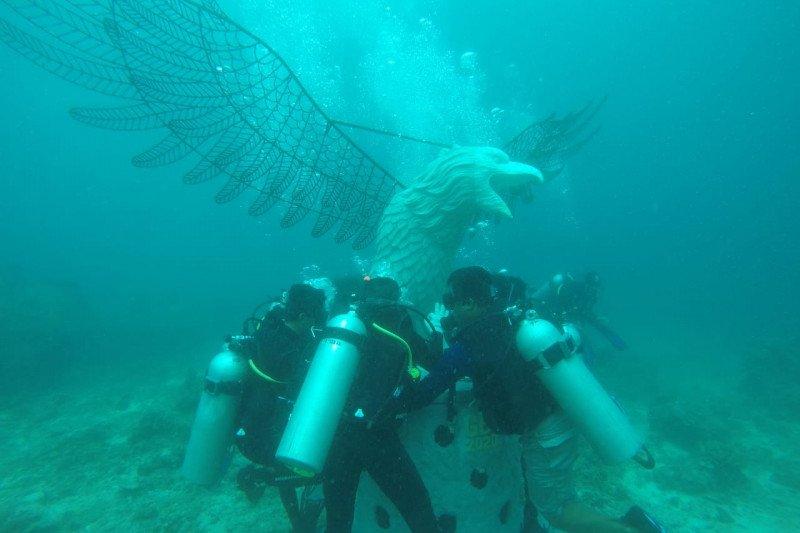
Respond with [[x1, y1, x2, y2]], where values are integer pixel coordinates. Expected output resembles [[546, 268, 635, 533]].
[[236, 465, 268, 503], [621, 505, 666, 532]]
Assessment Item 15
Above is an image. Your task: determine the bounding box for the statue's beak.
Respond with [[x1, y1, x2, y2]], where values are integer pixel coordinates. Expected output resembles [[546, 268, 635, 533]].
[[484, 161, 544, 218]]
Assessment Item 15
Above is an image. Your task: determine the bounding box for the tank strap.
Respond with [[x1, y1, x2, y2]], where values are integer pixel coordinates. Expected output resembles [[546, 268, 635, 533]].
[[527, 336, 577, 372], [204, 377, 243, 396], [322, 326, 366, 347]]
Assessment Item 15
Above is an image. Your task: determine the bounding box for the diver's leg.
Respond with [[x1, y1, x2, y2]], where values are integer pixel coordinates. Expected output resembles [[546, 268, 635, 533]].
[[365, 426, 439, 533], [277, 485, 305, 532], [323, 427, 365, 532], [521, 414, 580, 526], [521, 416, 634, 533], [299, 482, 325, 531]]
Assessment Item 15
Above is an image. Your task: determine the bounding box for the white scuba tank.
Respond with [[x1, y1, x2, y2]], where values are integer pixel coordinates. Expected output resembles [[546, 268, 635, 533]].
[[181, 348, 247, 485], [516, 318, 642, 464], [276, 311, 366, 476]]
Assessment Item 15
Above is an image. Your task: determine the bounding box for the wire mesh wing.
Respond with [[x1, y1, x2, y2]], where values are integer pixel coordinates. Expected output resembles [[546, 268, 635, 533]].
[[504, 97, 606, 182], [0, 0, 400, 249]]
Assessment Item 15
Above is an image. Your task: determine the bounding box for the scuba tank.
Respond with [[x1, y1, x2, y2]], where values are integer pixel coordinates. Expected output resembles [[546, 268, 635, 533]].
[[181, 343, 248, 485], [516, 318, 643, 464], [276, 311, 367, 476]]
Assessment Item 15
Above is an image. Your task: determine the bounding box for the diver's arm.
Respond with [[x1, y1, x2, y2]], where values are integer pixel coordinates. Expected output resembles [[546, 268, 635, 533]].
[[398, 343, 470, 412]]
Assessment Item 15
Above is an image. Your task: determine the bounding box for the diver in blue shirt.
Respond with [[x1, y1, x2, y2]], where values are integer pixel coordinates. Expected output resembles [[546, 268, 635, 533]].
[[399, 267, 663, 533]]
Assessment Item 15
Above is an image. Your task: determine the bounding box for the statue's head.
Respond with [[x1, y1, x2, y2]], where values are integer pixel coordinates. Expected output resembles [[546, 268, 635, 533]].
[[406, 146, 543, 222], [375, 146, 543, 311]]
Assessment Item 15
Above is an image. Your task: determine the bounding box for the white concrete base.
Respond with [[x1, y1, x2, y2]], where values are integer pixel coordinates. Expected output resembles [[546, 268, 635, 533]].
[[354, 384, 525, 531]]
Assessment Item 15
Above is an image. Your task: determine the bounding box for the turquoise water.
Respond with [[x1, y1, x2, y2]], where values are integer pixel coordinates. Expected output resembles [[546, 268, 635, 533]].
[[0, 1, 798, 530]]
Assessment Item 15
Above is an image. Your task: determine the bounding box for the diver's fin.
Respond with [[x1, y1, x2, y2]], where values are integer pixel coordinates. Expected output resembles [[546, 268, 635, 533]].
[[586, 316, 628, 350], [621, 505, 667, 532]]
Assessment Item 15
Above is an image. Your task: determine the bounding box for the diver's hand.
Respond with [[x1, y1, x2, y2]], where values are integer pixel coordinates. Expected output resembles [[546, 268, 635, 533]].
[[428, 302, 447, 333]]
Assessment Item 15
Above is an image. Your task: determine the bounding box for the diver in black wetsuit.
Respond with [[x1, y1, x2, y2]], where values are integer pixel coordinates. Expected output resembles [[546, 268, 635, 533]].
[[531, 271, 627, 351], [234, 283, 328, 531], [323, 276, 440, 533], [236, 283, 327, 464], [531, 272, 599, 321]]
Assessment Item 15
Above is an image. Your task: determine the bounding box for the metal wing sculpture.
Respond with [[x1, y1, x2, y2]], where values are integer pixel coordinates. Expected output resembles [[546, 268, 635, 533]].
[[0, 0, 601, 249], [0, 0, 398, 248], [504, 97, 605, 182]]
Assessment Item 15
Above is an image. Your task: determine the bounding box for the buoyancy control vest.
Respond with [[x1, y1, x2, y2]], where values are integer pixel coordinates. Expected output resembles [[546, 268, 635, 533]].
[[236, 312, 315, 466], [344, 300, 433, 426], [454, 311, 558, 435]]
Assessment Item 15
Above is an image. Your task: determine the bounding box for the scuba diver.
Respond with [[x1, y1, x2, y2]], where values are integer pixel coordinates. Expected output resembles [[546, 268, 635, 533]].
[[181, 281, 330, 531], [275, 275, 442, 532], [234, 283, 329, 531], [531, 271, 628, 351], [398, 267, 663, 533], [236, 283, 328, 464], [322, 276, 441, 532]]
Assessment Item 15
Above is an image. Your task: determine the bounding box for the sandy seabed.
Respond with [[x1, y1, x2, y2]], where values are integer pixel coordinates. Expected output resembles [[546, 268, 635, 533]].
[[1, 336, 798, 532]]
